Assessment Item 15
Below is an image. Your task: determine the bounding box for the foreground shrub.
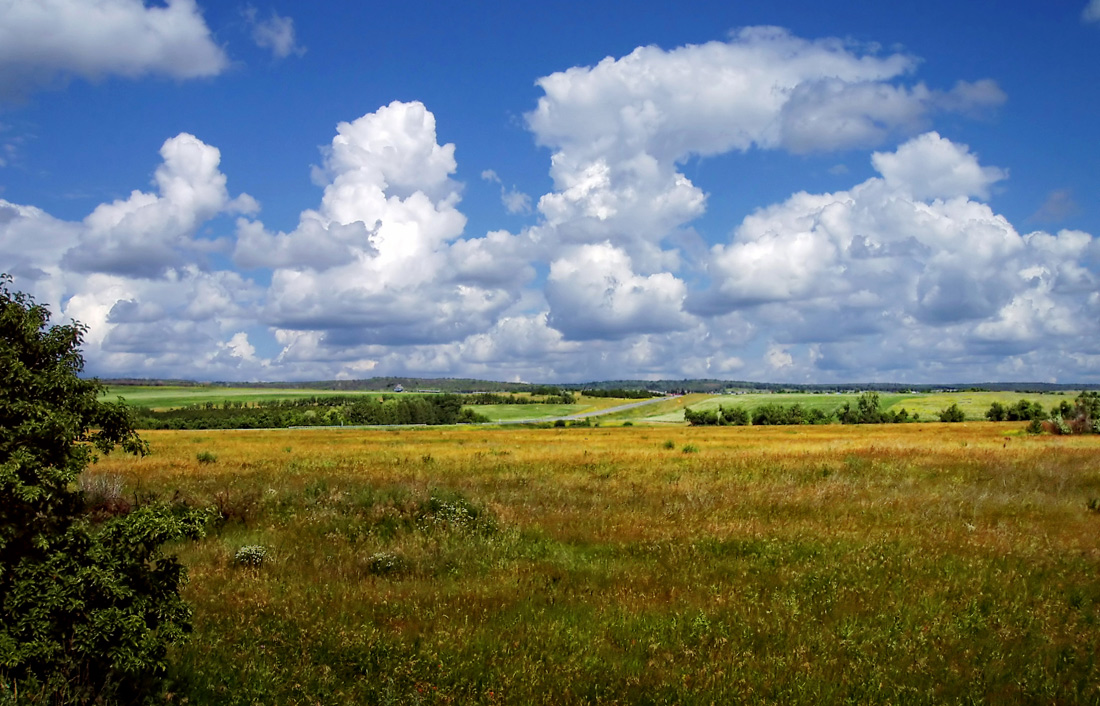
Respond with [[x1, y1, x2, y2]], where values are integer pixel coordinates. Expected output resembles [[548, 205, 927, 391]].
[[233, 545, 269, 568], [0, 275, 204, 703]]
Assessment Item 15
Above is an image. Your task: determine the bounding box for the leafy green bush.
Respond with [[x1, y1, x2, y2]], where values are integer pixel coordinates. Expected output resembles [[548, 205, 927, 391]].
[[0, 275, 204, 703], [233, 545, 269, 568], [718, 405, 750, 426], [938, 403, 966, 422]]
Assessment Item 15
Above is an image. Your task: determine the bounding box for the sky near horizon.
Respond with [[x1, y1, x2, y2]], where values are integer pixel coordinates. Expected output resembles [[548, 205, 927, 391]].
[[1, 0, 1099, 384]]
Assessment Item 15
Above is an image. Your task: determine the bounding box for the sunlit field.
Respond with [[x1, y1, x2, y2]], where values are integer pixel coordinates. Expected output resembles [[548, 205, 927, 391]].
[[89, 424, 1100, 704], [640, 391, 1074, 423], [104, 385, 382, 411]]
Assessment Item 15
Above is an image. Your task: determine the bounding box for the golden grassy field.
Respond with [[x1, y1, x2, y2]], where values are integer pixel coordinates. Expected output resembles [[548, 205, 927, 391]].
[[88, 423, 1100, 704]]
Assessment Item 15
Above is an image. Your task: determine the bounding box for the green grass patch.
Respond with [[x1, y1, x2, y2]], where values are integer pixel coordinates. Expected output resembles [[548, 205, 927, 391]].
[[883, 390, 1076, 421], [103, 385, 384, 411], [469, 404, 588, 422]]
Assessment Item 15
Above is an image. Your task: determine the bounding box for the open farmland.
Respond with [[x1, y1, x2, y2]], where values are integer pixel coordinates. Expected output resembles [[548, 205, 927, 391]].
[[105, 384, 1084, 425], [640, 391, 1077, 423], [87, 423, 1100, 704], [104, 385, 383, 411]]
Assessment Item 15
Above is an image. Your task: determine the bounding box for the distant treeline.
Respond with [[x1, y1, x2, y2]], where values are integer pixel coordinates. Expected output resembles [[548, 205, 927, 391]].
[[465, 391, 575, 405], [685, 393, 917, 426], [132, 394, 487, 429], [581, 389, 661, 399]]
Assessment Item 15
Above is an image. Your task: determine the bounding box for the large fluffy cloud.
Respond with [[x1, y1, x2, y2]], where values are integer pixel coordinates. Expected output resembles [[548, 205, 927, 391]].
[[235, 101, 525, 349], [0, 0, 227, 99], [695, 132, 1099, 379], [545, 243, 692, 340], [64, 133, 257, 277], [1, 27, 1097, 383], [523, 27, 1005, 339]]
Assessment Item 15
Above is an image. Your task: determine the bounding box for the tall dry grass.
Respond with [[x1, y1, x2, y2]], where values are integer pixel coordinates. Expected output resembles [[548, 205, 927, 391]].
[[87, 423, 1100, 704]]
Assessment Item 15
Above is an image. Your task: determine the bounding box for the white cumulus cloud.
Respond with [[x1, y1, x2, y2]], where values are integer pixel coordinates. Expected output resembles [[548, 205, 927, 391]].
[[545, 242, 693, 340], [0, 0, 228, 99], [236, 101, 523, 351], [694, 132, 1099, 380], [64, 133, 257, 278]]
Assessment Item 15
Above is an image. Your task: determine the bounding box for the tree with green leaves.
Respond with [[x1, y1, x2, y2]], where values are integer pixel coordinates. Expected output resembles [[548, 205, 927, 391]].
[[938, 403, 966, 422], [0, 275, 204, 703]]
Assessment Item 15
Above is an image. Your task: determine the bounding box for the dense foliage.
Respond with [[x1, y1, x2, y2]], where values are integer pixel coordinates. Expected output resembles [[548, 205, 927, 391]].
[[985, 399, 1046, 422], [464, 391, 575, 405], [989, 392, 1100, 434], [0, 275, 203, 703], [938, 403, 966, 422], [685, 393, 915, 426], [835, 392, 915, 424], [581, 388, 661, 399]]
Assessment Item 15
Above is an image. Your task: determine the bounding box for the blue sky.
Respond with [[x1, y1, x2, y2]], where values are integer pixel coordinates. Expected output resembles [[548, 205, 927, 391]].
[[2, 0, 1099, 383]]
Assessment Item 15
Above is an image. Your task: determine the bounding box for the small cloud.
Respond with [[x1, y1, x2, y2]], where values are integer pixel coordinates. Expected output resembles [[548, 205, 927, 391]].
[[1084, 0, 1100, 22], [828, 163, 849, 176], [1029, 189, 1080, 224], [766, 345, 794, 370], [502, 188, 532, 215], [244, 7, 306, 59], [481, 169, 531, 214]]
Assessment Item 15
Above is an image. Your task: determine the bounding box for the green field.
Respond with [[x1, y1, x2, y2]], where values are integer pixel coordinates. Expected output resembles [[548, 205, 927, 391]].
[[103, 385, 382, 410], [105, 385, 1085, 427], [884, 390, 1076, 420], [88, 424, 1100, 704], [471, 403, 588, 421], [109, 386, 654, 423], [643, 391, 1078, 423]]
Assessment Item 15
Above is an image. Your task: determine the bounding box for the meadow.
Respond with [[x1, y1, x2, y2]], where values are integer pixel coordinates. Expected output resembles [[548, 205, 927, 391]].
[[638, 391, 1075, 424], [106, 385, 1076, 424], [86, 423, 1100, 704], [103, 385, 381, 411]]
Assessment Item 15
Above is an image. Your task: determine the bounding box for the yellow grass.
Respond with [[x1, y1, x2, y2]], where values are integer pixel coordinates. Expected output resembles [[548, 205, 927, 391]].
[[87, 424, 1100, 704]]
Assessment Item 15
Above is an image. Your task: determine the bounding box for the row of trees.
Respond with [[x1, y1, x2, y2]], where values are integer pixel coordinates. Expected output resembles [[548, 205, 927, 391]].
[[581, 388, 661, 399], [180, 395, 357, 411], [985, 399, 1047, 422], [684, 403, 832, 426], [685, 393, 919, 427], [464, 391, 575, 405]]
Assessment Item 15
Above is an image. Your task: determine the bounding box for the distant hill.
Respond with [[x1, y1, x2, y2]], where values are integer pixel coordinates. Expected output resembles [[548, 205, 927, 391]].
[[99, 377, 1099, 394]]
